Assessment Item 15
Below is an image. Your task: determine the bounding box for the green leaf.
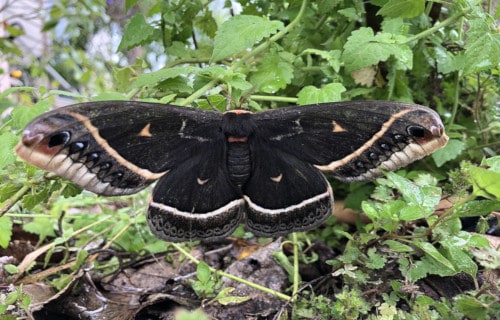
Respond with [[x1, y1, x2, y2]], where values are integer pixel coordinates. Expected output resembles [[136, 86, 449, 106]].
[[211, 15, 284, 61], [441, 245, 477, 278], [118, 13, 156, 51], [215, 287, 251, 305], [196, 261, 211, 283], [342, 27, 412, 72], [482, 156, 500, 172], [0, 216, 13, 248], [0, 132, 18, 168], [377, 0, 425, 18], [296, 83, 346, 104], [11, 100, 51, 128], [365, 248, 387, 269], [469, 166, 500, 200], [463, 19, 500, 74], [23, 217, 57, 242], [455, 296, 488, 320], [431, 139, 465, 167], [456, 199, 500, 217], [383, 240, 414, 252], [413, 242, 456, 272], [250, 49, 294, 93], [133, 66, 199, 88]]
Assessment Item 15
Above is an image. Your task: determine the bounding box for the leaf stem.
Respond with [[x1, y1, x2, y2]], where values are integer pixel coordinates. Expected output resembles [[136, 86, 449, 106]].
[[404, 9, 469, 44], [171, 242, 292, 301], [250, 95, 297, 103]]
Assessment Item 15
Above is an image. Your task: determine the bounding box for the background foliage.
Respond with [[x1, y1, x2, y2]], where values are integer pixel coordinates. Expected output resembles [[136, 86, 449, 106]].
[[0, 0, 499, 318]]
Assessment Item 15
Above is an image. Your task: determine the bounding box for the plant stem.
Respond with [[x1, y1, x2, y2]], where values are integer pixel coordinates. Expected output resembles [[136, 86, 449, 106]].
[[0, 185, 30, 216], [171, 242, 292, 301], [404, 9, 469, 44], [250, 95, 297, 103], [291, 233, 300, 300]]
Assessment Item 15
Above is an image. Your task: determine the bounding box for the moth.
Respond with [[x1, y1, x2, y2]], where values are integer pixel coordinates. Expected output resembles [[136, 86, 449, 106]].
[[16, 101, 448, 242]]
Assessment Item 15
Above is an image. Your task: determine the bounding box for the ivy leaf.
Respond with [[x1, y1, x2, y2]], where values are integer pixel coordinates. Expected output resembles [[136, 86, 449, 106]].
[[250, 49, 294, 93], [297, 83, 346, 104], [377, 0, 425, 18], [212, 15, 284, 62], [118, 13, 157, 51]]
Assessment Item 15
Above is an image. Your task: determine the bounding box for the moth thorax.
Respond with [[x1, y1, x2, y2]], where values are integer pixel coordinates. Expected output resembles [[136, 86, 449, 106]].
[[226, 142, 251, 189]]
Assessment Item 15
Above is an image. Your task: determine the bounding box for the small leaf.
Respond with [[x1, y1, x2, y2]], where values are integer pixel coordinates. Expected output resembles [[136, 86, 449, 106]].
[[250, 49, 294, 93], [413, 242, 456, 272], [133, 66, 199, 88], [212, 15, 284, 61], [469, 166, 500, 200], [118, 13, 156, 51], [0, 216, 13, 248], [11, 100, 50, 128], [377, 0, 425, 18], [297, 83, 346, 104], [196, 261, 211, 283], [215, 287, 251, 305], [0, 132, 18, 168], [431, 139, 465, 166], [456, 199, 500, 217], [383, 240, 414, 252], [455, 296, 488, 320]]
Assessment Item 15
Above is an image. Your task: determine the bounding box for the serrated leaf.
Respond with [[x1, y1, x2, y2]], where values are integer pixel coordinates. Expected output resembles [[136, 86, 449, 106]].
[[413, 242, 456, 272], [383, 240, 414, 252], [482, 156, 500, 173], [0, 132, 18, 168], [0, 182, 23, 202], [463, 19, 500, 74], [469, 166, 500, 200], [118, 13, 156, 51], [211, 15, 284, 61], [11, 100, 50, 128], [297, 83, 346, 104], [377, 0, 425, 18], [250, 49, 294, 93], [366, 248, 387, 269], [442, 245, 477, 277], [133, 66, 199, 88], [455, 296, 488, 320], [0, 216, 13, 248], [456, 200, 500, 217], [431, 139, 465, 167], [23, 217, 57, 242], [342, 27, 412, 72]]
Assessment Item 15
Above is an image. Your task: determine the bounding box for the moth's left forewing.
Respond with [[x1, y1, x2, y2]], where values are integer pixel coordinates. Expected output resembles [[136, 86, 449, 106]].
[[254, 102, 448, 182], [15, 101, 222, 196], [317, 103, 449, 182]]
